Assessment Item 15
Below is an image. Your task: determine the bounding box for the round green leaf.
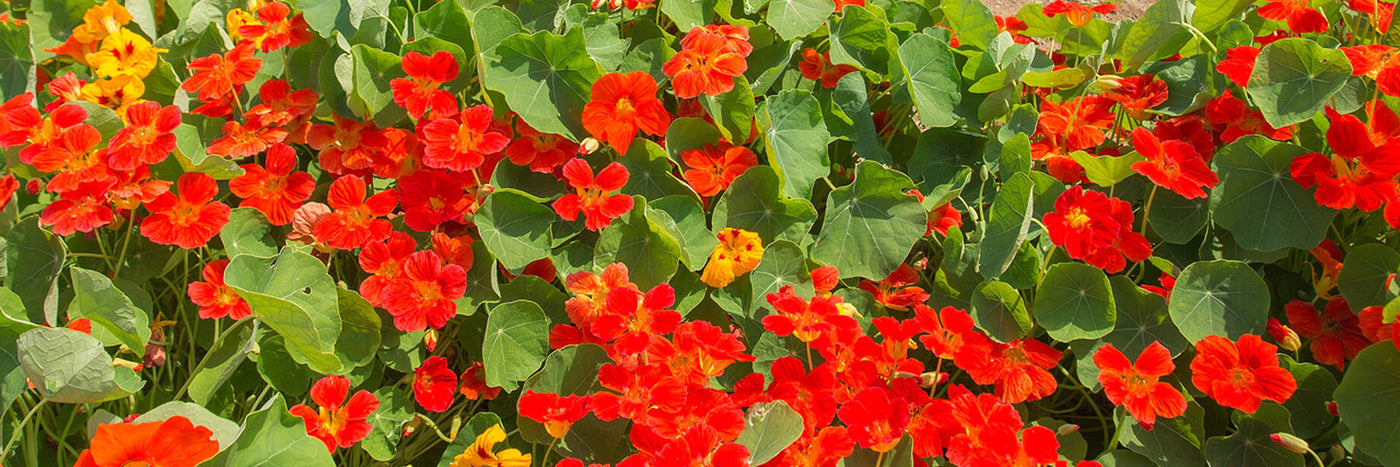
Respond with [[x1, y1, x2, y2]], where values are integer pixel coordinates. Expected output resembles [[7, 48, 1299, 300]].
[[224, 250, 343, 374], [980, 173, 1035, 280], [1279, 354, 1337, 439], [593, 196, 683, 290], [220, 208, 279, 258], [811, 161, 926, 280], [1245, 38, 1352, 128], [476, 189, 557, 271], [1120, 402, 1208, 466], [1338, 244, 1400, 309], [483, 29, 602, 141], [898, 33, 961, 128], [1168, 260, 1269, 343], [1211, 135, 1336, 252], [712, 166, 819, 246], [970, 281, 1032, 343], [68, 266, 150, 353], [1148, 189, 1209, 244], [760, 90, 830, 200], [518, 345, 630, 462], [1034, 262, 1116, 342], [482, 300, 550, 389], [767, 0, 834, 41], [1334, 343, 1400, 466], [360, 387, 415, 461], [1103, 276, 1190, 357]]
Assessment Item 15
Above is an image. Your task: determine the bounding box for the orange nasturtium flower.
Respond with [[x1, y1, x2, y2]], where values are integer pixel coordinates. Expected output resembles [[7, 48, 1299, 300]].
[[186, 259, 252, 320], [290, 375, 381, 452], [392, 50, 460, 119], [680, 141, 757, 197], [663, 28, 748, 99], [1041, 0, 1117, 27], [1190, 334, 1298, 413], [75, 416, 219, 467], [80, 74, 145, 114], [141, 172, 232, 250], [582, 72, 672, 153], [449, 424, 532, 467], [312, 175, 399, 250], [519, 390, 591, 439], [553, 158, 635, 231], [1093, 342, 1187, 429], [237, 2, 313, 52], [700, 228, 764, 288], [230, 143, 316, 225]]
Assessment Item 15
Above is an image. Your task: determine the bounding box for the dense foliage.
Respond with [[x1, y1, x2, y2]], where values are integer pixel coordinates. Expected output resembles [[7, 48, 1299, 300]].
[[1, 0, 1400, 465]]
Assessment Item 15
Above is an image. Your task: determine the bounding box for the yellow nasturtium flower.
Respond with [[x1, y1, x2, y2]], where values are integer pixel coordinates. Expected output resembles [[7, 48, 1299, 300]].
[[700, 228, 765, 288], [71, 0, 131, 43], [81, 75, 145, 115], [226, 9, 260, 44], [87, 29, 166, 79], [449, 424, 531, 467]]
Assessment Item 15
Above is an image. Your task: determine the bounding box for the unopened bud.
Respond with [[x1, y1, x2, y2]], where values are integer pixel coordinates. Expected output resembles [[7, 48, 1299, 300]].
[[424, 329, 439, 353], [1093, 74, 1125, 92], [1057, 424, 1081, 436], [112, 358, 142, 372], [894, 371, 919, 380], [578, 138, 600, 155], [836, 302, 861, 319], [1329, 444, 1344, 459], [25, 179, 40, 195], [1267, 318, 1301, 352], [919, 372, 946, 388], [1327, 401, 1339, 417], [1270, 433, 1310, 455]]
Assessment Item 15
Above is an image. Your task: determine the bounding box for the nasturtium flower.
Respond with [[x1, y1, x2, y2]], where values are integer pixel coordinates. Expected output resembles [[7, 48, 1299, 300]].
[[1094, 342, 1187, 429], [518, 390, 590, 439], [460, 361, 502, 401], [392, 50, 459, 119], [306, 115, 389, 174], [40, 181, 116, 235], [955, 334, 1062, 403], [681, 142, 757, 197], [1207, 90, 1293, 143], [1043, 186, 1152, 273], [1259, 0, 1329, 33], [914, 304, 976, 360], [1103, 74, 1168, 120], [1037, 96, 1115, 152], [106, 101, 180, 170], [1216, 46, 1262, 89], [182, 42, 262, 100], [290, 375, 380, 452], [505, 119, 576, 174], [141, 173, 232, 249], [380, 250, 467, 332], [75, 416, 219, 467], [312, 175, 398, 250], [357, 232, 418, 308], [591, 283, 682, 355], [1130, 127, 1219, 199], [0, 175, 16, 212], [448, 424, 532, 467], [1269, 317, 1303, 351], [763, 285, 859, 343], [663, 320, 755, 384], [767, 426, 854, 467], [838, 386, 909, 453], [679, 24, 753, 57], [700, 228, 764, 288], [187, 259, 252, 320], [1290, 106, 1400, 212], [1190, 334, 1297, 413], [857, 263, 929, 311], [237, 2, 313, 52], [230, 143, 315, 225], [1042, 0, 1117, 27], [245, 79, 319, 128], [207, 120, 289, 158], [80, 74, 144, 114], [397, 169, 472, 232], [798, 48, 859, 88], [663, 30, 748, 99], [72, 0, 131, 45], [582, 72, 671, 153], [413, 355, 459, 413], [420, 104, 511, 172], [553, 158, 634, 231], [87, 28, 165, 79], [1285, 299, 1371, 370]]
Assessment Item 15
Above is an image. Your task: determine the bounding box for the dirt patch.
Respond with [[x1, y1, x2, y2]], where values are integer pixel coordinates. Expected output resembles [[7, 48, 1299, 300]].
[[981, 0, 1151, 21]]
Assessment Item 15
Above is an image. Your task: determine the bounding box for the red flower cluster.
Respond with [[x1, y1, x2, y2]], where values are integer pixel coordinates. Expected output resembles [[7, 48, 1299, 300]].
[[358, 232, 469, 332], [1044, 186, 1153, 273], [664, 25, 751, 99], [290, 375, 380, 452], [1291, 105, 1400, 212]]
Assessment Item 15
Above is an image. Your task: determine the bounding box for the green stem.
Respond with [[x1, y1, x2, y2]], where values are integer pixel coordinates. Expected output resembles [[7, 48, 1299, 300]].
[[1107, 409, 1127, 451], [1, 397, 47, 460], [53, 404, 82, 464], [542, 436, 559, 466], [173, 318, 254, 400], [110, 209, 137, 280], [1140, 184, 1158, 234]]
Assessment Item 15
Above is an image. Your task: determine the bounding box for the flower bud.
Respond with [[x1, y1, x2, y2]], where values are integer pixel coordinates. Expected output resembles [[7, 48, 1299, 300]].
[[1093, 74, 1125, 92], [424, 329, 439, 353], [1329, 444, 1345, 459], [1270, 433, 1310, 455], [1326, 401, 1339, 417], [1267, 318, 1301, 352], [578, 137, 600, 155], [919, 371, 946, 388], [1057, 423, 1081, 436]]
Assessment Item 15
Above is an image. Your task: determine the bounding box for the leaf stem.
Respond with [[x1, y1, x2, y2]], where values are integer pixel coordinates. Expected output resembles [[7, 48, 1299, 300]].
[[173, 317, 254, 400], [0, 397, 47, 459]]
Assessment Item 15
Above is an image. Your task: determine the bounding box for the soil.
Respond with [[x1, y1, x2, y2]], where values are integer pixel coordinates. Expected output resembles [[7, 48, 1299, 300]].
[[980, 0, 1153, 21]]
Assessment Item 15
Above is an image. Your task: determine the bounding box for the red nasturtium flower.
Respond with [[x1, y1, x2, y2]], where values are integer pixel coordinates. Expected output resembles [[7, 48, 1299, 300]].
[[0, 175, 16, 212], [380, 250, 467, 332], [915, 304, 977, 360], [306, 115, 389, 174], [414, 355, 459, 412], [460, 361, 502, 401], [1094, 342, 1187, 429], [1206, 90, 1294, 143], [75, 416, 219, 467], [699, 228, 765, 288], [1038, 96, 1115, 151], [182, 41, 262, 100], [1042, 0, 1116, 27], [1291, 106, 1400, 212], [582, 72, 671, 153], [505, 119, 576, 174], [680, 142, 758, 197], [837, 386, 909, 453], [312, 175, 399, 250], [230, 143, 315, 225], [207, 120, 289, 158], [1103, 74, 1169, 120], [246, 79, 319, 128], [1044, 186, 1153, 273], [1284, 299, 1371, 370], [141, 173, 231, 249], [237, 2, 313, 52], [1218, 46, 1261, 88], [553, 158, 634, 231], [420, 104, 511, 172], [1190, 334, 1298, 413], [397, 169, 473, 232], [1258, 0, 1330, 33], [956, 334, 1062, 403], [519, 390, 591, 439], [392, 50, 459, 119], [106, 100, 180, 170], [664, 27, 749, 99], [857, 264, 930, 311], [40, 181, 116, 235], [291, 375, 380, 452], [187, 259, 252, 320], [1130, 127, 1219, 199], [798, 48, 859, 88]]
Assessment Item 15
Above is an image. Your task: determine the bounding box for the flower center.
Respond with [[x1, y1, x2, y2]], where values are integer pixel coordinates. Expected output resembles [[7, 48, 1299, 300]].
[[1064, 206, 1093, 229]]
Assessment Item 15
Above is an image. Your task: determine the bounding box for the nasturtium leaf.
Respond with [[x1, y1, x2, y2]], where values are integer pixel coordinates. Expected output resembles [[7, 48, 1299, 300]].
[[17, 327, 142, 404], [1335, 344, 1400, 466], [68, 267, 150, 352], [1245, 38, 1352, 128], [760, 90, 830, 199], [746, 39, 800, 95], [171, 124, 245, 180], [811, 161, 926, 280], [661, 0, 716, 29], [970, 280, 1032, 343], [484, 29, 603, 141], [498, 275, 569, 324], [1117, 0, 1186, 69], [1148, 189, 1210, 244], [0, 289, 37, 411], [980, 173, 1035, 280], [580, 17, 631, 71], [0, 24, 33, 100], [1278, 354, 1338, 439], [1034, 262, 1116, 342], [26, 0, 96, 62], [255, 334, 311, 398], [746, 240, 815, 330], [1071, 151, 1146, 188], [459, 239, 502, 315], [1095, 450, 1158, 467], [186, 319, 258, 406], [1020, 68, 1089, 89], [829, 5, 893, 75], [701, 76, 756, 144], [475, 189, 556, 271], [360, 387, 415, 461], [594, 196, 683, 290], [1168, 260, 1269, 343], [414, 0, 475, 54], [220, 208, 279, 259], [348, 44, 406, 124], [620, 38, 676, 83], [216, 397, 335, 467], [649, 195, 717, 270], [224, 249, 343, 374], [736, 401, 804, 465], [7, 217, 65, 324], [940, 0, 998, 49], [518, 0, 569, 31], [999, 133, 1033, 176], [898, 33, 961, 129], [334, 288, 382, 369], [712, 166, 819, 246], [1143, 55, 1216, 117], [1203, 404, 1303, 467], [767, 0, 834, 41], [1120, 401, 1208, 466], [1211, 136, 1336, 252], [665, 117, 724, 163], [1192, 0, 1254, 33], [1104, 276, 1190, 357], [133, 401, 242, 451], [1338, 244, 1400, 309], [482, 300, 550, 389]]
